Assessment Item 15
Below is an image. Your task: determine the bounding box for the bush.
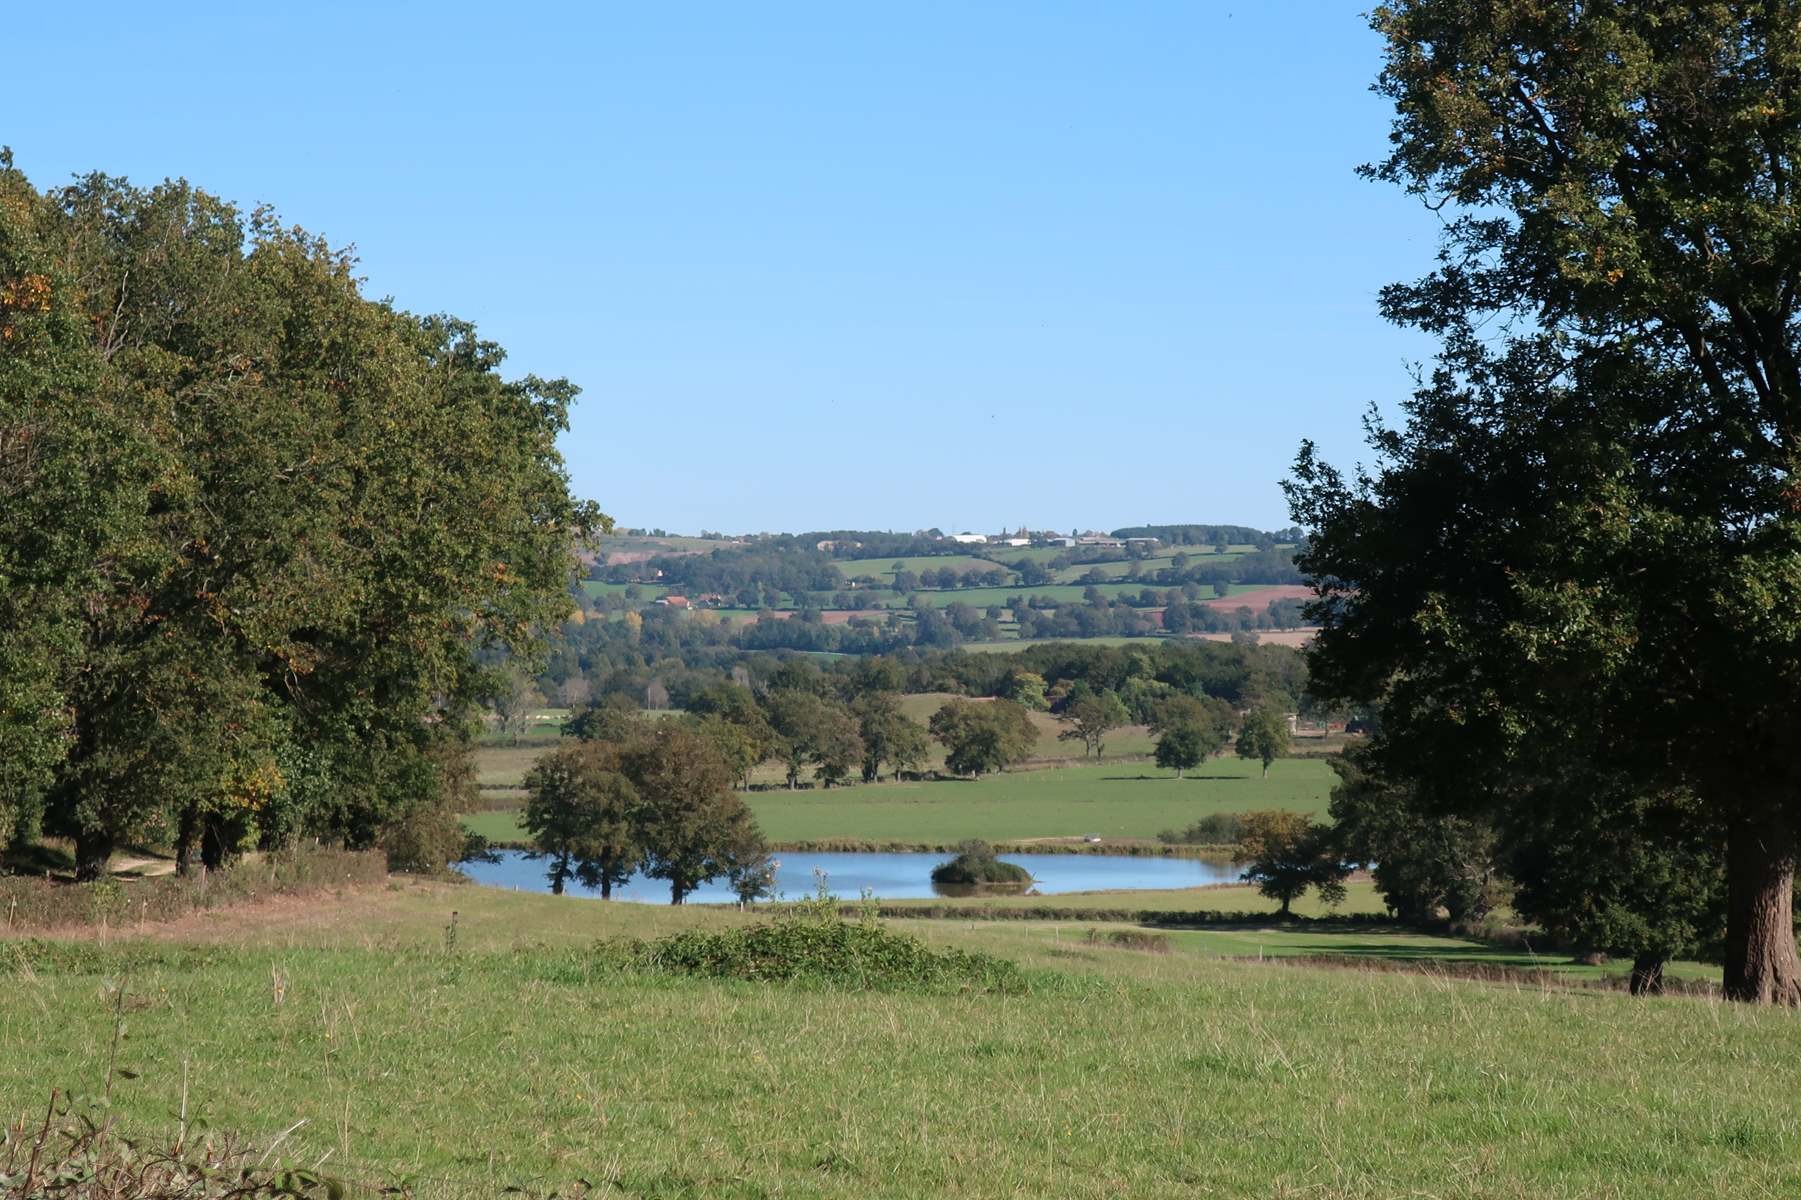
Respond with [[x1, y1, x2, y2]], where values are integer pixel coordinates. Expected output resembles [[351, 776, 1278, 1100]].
[[929, 839, 1033, 887], [583, 907, 1026, 994], [2, 1094, 345, 1197], [1085, 927, 1172, 953], [1157, 813, 1246, 845]]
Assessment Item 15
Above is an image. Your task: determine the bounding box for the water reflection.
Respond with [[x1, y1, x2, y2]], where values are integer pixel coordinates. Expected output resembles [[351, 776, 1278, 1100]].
[[459, 849, 1240, 904]]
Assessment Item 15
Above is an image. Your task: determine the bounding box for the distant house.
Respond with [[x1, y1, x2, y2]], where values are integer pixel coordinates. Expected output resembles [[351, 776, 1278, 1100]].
[[998, 537, 1031, 547], [655, 595, 691, 609], [947, 532, 989, 544]]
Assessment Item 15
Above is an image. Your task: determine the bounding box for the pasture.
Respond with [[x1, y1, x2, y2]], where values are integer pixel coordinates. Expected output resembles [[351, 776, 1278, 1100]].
[[0, 879, 1787, 1198], [742, 759, 1333, 845]]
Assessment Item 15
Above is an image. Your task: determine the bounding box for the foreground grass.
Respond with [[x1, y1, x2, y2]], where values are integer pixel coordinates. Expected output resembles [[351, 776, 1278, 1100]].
[[1, 884, 1784, 1198]]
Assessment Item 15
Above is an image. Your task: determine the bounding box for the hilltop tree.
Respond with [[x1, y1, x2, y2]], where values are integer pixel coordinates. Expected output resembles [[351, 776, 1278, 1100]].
[[1233, 810, 1349, 917], [1235, 706, 1290, 779], [522, 742, 641, 898], [1290, 2, 1801, 1003]]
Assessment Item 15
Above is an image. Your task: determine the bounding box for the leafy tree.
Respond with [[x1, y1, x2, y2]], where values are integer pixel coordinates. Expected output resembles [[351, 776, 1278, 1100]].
[[1313, 0, 1801, 1004], [566, 695, 647, 745], [852, 693, 930, 783], [1504, 779, 1725, 997], [1234, 706, 1290, 778], [998, 670, 1049, 712], [727, 843, 778, 908], [928, 699, 1036, 777], [522, 742, 641, 898], [1233, 810, 1349, 917], [1328, 748, 1504, 926], [5, 166, 601, 878], [764, 690, 864, 789], [489, 665, 545, 746], [1056, 691, 1129, 758], [618, 724, 762, 904], [1153, 723, 1207, 779]]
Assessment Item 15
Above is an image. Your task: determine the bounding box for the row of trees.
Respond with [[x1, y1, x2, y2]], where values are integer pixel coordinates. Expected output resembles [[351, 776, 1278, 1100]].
[[523, 722, 768, 904], [1, 157, 599, 878]]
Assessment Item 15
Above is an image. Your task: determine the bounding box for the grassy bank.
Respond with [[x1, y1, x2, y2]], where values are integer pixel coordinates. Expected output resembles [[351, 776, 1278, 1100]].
[[0, 882, 1786, 1198]]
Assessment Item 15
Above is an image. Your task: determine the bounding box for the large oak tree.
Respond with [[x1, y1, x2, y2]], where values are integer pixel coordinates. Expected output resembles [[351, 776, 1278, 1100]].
[[1294, 3, 1801, 1001]]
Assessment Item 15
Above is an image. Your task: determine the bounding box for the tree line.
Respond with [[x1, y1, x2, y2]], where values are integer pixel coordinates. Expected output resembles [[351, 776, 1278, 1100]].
[[0, 157, 598, 879]]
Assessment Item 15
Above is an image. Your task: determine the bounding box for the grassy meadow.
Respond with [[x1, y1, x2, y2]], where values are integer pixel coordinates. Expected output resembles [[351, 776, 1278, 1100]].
[[466, 756, 1333, 848], [1, 879, 1785, 1199]]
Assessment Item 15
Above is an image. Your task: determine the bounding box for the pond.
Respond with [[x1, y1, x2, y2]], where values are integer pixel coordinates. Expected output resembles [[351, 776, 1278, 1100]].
[[458, 849, 1242, 904]]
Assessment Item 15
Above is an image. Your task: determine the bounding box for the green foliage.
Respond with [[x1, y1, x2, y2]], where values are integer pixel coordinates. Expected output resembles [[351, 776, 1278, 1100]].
[[928, 698, 1037, 777], [1233, 810, 1349, 917], [1296, 1, 1801, 1001], [521, 742, 641, 897], [1056, 690, 1130, 758], [0, 162, 604, 879], [1328, 749, 1504, 926], [929, 840, 1033, 887], [1157, 813, 1246, 846], [851, 692, 930, 783], [618, 723, 764, 904], [590, 913, 1026, 994], [1234, 705, 1290, 778]]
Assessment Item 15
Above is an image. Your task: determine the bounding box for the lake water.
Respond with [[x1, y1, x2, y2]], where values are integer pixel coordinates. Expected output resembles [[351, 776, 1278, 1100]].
[[458, 849, 1241, 904]]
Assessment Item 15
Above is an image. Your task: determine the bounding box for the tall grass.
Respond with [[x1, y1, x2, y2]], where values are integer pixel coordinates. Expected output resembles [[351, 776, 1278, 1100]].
[[0, 847, 387, 933]]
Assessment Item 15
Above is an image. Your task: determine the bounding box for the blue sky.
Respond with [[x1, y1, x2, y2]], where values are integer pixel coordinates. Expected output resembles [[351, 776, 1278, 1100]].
[[13, 2, 1438, 534]]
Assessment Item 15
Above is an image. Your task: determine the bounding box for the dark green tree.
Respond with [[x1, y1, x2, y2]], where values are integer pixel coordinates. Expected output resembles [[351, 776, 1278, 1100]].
[[1233, 810, 1350, 917], [1056, 691, 1129, 759], [522, 742, 642, 898], [1321, 0, 1801, 1003], [620, 724, 762, 904]]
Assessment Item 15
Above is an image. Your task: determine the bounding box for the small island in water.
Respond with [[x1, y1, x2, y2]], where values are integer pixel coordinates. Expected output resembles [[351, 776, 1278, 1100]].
[[929, 840, 1034, 890]]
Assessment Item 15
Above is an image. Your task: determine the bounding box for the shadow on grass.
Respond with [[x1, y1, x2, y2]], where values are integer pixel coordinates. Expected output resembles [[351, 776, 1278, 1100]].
[[1, 841, 74, 876]]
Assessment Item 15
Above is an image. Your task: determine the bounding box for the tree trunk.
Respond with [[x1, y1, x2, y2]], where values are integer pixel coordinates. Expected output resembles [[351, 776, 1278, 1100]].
[[1723, 815, 1801, 1004], [1629, 953, 1666, 997], [175, 805, 198, 877], [670, 878, 686, 905], [200, 821, 227, 871], [600, 876, 612, 900], [74, 829, 114, 882]]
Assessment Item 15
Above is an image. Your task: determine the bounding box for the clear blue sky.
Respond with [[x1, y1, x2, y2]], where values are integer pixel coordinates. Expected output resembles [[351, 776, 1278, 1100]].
[[13, 2, 1438, 535]]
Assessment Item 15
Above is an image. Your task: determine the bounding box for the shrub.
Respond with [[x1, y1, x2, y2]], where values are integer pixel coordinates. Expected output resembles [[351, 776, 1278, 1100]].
[[2, 1094, 344, 1197], [583, 904, 1025, 994], [1157, 813, 1246, 845], [1085, 928, 1172, 953], [929, 839, 1033, 887]]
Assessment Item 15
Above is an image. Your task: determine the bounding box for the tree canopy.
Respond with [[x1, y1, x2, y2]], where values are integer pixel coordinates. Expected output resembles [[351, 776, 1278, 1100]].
[[0, 156, 602, 876]]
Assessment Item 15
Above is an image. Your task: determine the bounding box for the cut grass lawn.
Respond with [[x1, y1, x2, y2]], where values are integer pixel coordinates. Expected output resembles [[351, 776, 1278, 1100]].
[[0, 880, 1782, 1199]]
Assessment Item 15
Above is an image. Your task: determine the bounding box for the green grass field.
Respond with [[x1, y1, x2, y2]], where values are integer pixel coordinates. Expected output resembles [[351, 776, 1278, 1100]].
[[1, 880, 1782, 1198], [469, 729, 1329, 846], [744, 759, 1332, 844]]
